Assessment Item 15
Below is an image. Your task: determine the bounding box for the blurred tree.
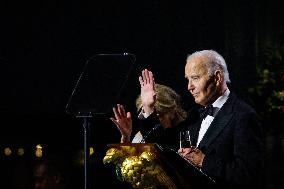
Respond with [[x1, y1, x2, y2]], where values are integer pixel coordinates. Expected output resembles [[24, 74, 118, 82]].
[[248, 39, 284, 132]]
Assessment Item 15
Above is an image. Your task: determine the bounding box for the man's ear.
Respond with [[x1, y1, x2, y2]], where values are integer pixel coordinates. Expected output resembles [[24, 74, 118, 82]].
[[214, 70, 223, 85]]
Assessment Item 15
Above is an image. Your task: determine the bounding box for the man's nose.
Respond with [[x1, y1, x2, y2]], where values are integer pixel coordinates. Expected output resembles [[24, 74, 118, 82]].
[[187, 80, 194, 91]]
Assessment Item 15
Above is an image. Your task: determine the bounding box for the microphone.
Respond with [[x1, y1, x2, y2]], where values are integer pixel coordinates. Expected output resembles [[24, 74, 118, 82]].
[[140, 124, 162, 143]]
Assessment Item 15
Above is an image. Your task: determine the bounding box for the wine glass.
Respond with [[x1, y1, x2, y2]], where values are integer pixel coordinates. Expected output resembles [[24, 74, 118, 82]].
[[179, 130, 191, 148]]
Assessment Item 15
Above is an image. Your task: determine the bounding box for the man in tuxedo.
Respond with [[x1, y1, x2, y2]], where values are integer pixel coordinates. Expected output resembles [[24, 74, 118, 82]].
[[178, 50, 264, 189]]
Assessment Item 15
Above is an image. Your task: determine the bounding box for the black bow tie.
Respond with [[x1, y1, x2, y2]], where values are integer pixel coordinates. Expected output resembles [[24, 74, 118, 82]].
[[199, 104, 214, 119]]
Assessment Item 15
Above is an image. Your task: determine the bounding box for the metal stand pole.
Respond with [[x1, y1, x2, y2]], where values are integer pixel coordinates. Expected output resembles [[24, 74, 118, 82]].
[[82, 116, 91, 189]]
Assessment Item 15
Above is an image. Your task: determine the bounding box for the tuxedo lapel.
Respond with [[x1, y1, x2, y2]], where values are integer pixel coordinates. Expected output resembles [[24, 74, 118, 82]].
[[198, 113, 233, 149], [198, 93, 236, 150]]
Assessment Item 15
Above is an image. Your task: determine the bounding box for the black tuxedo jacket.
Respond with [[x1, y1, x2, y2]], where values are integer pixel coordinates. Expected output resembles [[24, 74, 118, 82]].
[[188, 92, 264, 189]]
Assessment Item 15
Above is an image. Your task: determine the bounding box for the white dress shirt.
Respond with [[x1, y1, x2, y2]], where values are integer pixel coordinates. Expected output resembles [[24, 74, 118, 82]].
[[196, 89, 230, 146], [132, 131, 144, 143]]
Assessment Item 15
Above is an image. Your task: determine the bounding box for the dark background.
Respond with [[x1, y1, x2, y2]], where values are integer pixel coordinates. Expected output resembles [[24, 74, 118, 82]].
[[0, 0, 283, 188]]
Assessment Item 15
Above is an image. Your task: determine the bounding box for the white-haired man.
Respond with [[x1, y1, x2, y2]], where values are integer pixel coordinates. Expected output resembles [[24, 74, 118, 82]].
[[178, 50, 264, 189]]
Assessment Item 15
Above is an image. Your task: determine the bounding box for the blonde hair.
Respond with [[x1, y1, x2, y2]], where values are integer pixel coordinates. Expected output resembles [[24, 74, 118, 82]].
[[135, 84, 187, 127]]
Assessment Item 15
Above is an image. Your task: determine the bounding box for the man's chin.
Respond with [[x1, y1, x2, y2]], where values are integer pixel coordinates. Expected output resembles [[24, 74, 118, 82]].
[[194, 98, 200, 104], [195, 99, 205, 106]]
